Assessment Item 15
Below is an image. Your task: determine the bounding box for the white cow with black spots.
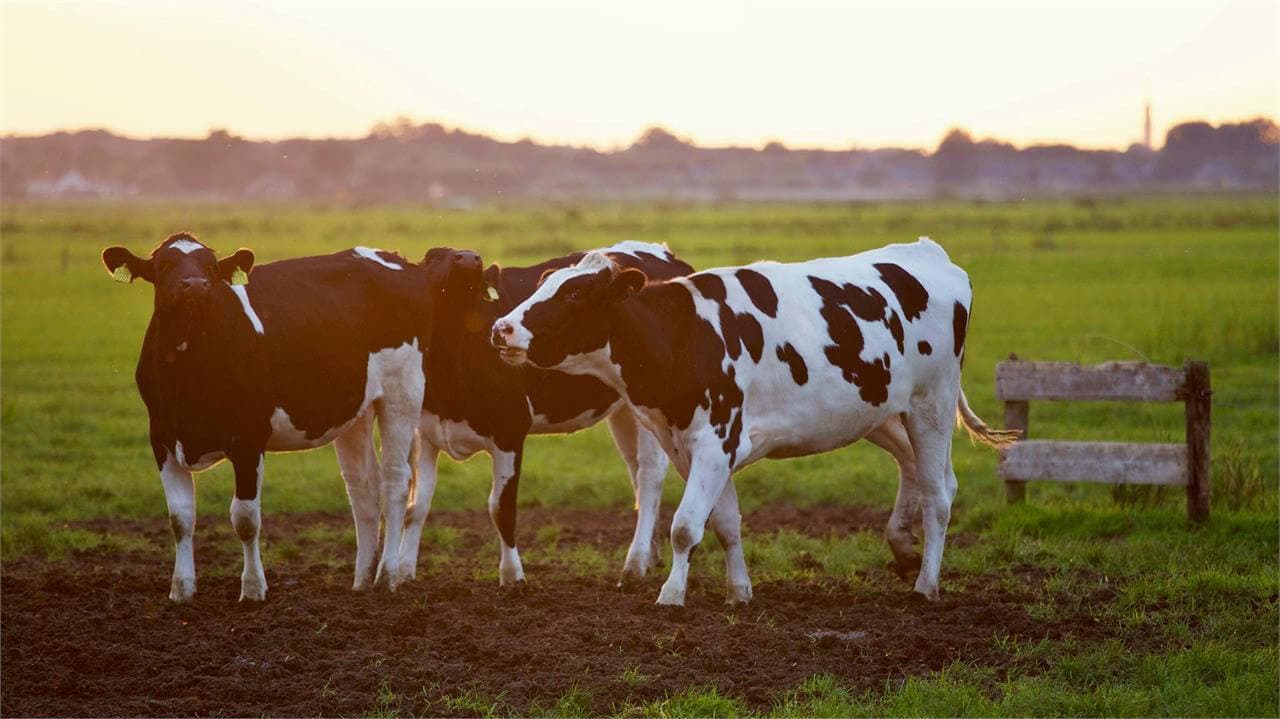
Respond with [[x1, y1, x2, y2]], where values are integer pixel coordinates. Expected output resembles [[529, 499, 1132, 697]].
[[491, 237, 1016, 605]]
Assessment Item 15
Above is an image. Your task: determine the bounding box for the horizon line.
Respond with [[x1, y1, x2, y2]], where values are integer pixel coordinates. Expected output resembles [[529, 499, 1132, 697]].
[[7, 113, 1277, 154]]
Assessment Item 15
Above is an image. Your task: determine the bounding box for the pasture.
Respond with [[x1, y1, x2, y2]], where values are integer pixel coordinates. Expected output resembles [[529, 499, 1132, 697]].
[[2, 197, 1277, 717]]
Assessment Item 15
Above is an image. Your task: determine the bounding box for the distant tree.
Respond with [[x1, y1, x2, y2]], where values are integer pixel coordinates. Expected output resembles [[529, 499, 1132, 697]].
[[933, 128, 978, 186], [630, 126, 692, 151], [762, 140, 787, 153]]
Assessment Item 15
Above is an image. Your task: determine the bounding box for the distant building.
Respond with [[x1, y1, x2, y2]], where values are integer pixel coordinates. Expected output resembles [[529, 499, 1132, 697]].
[[1143, 101, 1153, 151]]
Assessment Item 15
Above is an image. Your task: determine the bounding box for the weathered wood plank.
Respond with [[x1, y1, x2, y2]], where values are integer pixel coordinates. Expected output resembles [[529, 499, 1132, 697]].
[[1003, 400, 1029, 504], [995, 361, 1187, 402], [998, 440, 1189, 486], [1183, 360, 1211, 523]]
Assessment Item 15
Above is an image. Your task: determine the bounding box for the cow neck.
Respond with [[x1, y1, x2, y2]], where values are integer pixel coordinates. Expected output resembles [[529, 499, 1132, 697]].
[[430, 292, 494, 369], [605, 282, 685, 406], [151, 284, 252, 374]]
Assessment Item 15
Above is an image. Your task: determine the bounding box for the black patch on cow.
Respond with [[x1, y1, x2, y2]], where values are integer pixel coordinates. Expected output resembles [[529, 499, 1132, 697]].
[[775, 342, 808, 385], [918, 340, 932, 355], [735, 269, 778, 317], [690, 273, 727, 303], [952, 301, 969, 360], [120, 239, 439, 503], [495, 451, 522, 547], [887, 310, 905, 354], [807, 276, 892, 406], [691, 272, 766, 364], [606, 282, 748, 467], [874, 262, 929, 321]]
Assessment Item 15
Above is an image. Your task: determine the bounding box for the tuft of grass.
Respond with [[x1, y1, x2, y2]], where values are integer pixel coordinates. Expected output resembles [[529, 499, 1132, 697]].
[[623, 686, 747, 718], [440, 688, 508, 718], [528, 686, 593, 718]]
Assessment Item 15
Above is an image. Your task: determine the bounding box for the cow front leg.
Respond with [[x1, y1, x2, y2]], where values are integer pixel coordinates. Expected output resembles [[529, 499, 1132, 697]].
[[230, 454, 267, 602], [657, 450, 731, 607], [398, 438, 440, 581], [488, 449, 525, 586], [607, 409, 669, 583], [160, 454, 197, 602]]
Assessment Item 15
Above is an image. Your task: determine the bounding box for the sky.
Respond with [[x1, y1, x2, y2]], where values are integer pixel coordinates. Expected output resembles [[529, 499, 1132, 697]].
[[1, 0, 1276, 150]]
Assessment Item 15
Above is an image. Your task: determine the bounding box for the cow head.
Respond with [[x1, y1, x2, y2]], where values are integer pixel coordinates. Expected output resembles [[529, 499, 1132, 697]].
[[101, 233, 255, 315], [420, 246, 496, 333], [490, 251, 645, 368]]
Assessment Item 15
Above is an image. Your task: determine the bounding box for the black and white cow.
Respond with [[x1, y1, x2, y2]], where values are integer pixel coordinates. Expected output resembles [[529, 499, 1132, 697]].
[[491, 237, 1017, 605], [397, 241, 693, 586], [102, 233, 440, 602]]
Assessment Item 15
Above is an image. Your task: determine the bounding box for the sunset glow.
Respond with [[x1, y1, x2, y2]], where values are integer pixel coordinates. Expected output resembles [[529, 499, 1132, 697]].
[[2, 0, 1277, 149]]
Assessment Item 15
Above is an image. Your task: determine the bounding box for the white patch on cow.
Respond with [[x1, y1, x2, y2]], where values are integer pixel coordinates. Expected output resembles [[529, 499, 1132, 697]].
[[160, 453, 197, 602], [496, 254, 613, 353], [176, 341, 188, 352], [230, 285, 265, 335], [168, 239, 205, 254], [489, 449, 525, 586], [417, 414, 494, 461], [174, 440, 226, 472], [353, 246, 403, 270], [602, 240, 671, 260]]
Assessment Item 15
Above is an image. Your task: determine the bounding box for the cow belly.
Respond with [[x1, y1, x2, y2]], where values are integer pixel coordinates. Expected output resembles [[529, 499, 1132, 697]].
[[267, 340, 424, 452], [419, 413, 493, 460], [746, 401, 898, 464], [529, 398, 621, 435]]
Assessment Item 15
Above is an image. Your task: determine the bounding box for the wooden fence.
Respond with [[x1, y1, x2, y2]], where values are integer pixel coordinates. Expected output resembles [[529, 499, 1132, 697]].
[[995, 356, 1212, 523]]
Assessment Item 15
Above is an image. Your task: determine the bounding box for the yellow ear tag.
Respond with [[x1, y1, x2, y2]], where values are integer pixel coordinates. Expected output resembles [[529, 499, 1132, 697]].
[[484, 285, 499, 302], [230, 268, 249, 286], [112, 265, 132, 284]]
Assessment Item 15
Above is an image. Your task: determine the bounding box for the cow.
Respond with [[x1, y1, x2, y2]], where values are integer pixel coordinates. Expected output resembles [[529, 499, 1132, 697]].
[[102, 233, 441, 602], [397, 241, 694, 586], [491, 237, 1017, 606]]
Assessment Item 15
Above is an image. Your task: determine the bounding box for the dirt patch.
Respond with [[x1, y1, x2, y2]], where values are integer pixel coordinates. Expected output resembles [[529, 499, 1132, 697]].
[[4, 508, 1111, 717]]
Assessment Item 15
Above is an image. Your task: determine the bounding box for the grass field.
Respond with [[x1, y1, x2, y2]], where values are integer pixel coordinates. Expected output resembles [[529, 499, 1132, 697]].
[[2, 197, 1277, 716]]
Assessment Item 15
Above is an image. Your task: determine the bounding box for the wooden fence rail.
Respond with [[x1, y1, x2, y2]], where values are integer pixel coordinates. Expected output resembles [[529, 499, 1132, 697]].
[[994, 356, 1211, 523]]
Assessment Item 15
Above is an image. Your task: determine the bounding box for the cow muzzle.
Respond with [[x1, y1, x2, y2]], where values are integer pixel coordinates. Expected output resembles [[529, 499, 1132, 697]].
[[490, 319, 528, 365]]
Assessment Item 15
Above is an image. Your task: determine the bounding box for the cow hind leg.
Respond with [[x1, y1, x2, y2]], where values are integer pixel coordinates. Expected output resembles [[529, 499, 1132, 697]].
[[230, 454, 267, 602], [608, 408, 668, 584], [398, 435, 439, 582], [903, 383, 960, 602], [372, 400, 421, 592], [865, 417, 922, 583], [334, 412, 380, 591], [488, 449, 526, 586], [160, 455, 197, 602], [708, 480, 752, 605]]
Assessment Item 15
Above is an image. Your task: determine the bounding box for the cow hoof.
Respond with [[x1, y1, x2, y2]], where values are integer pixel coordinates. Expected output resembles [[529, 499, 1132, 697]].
[[892, 553, 923, 584], [169, 577, 196, 603], [617, 570, 646, 591], [373, 566, 401, 592], [656, 584, 686, 607], [724, 583, 753, 606], [913, 586, 941, 603], [498, 566, 526, 587]]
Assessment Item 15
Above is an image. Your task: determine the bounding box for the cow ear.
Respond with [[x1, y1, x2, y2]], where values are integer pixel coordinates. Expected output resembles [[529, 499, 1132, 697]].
[[609, 268, 647, 301], [482, 263, 502, 302], [218, 249, 255, 285], [102, 246, 154, 284]]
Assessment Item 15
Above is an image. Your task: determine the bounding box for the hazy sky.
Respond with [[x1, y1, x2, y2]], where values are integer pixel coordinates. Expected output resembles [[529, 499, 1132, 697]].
[[2, 0, 1276, 150]]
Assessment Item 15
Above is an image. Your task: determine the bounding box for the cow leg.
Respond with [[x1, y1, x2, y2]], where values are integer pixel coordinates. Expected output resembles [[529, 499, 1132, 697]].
[[334, 412, 380, 591], [230, 454, 267, 602], [160, 455, 197, 602], [657, 450, 731, 607], [903, 385, 959, 602], [373, 400, 420, 592], [865, 417, 922, 583], [708, 480, 752, 605], [488, 448, 525, 586], [607, 408, 668, 583], [398, 437, 440, 582]]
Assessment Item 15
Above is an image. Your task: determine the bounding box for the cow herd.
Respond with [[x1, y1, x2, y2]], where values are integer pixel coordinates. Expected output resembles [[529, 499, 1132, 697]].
[[102, 233, 1016, 607]]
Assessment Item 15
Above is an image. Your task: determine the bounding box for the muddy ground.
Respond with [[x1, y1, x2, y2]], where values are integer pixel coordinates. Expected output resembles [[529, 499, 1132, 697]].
[[2, 506, 1116, 717]]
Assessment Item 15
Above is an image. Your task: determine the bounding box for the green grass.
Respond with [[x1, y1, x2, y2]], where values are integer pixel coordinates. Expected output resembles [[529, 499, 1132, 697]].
[[3, 197, 1278, 717]]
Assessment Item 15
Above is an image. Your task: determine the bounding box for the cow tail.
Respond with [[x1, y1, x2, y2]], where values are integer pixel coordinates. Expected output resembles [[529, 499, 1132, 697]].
[[406, 429, 422, 507], [955, 388, 1021, 448]]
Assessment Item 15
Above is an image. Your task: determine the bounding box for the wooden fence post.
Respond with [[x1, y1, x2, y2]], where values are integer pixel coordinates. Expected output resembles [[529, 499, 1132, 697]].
[[1184, 360, 1211, 524], [1003, 353, 1028, 504]]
